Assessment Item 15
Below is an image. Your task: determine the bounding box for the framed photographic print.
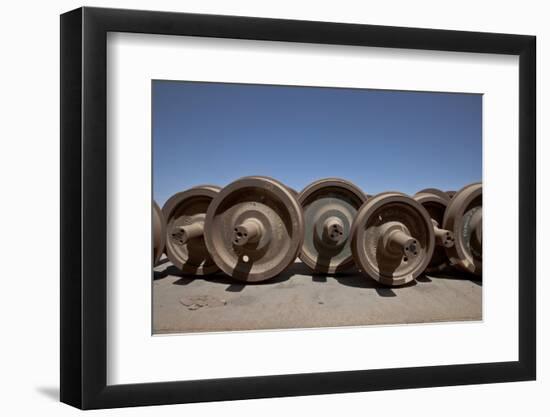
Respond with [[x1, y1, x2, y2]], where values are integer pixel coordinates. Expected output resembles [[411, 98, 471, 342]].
[[60, 6, 536, 409]]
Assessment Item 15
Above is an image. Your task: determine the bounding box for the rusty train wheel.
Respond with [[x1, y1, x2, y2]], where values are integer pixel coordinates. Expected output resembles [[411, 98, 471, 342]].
[[298, 178, 366, 273], [443, 182, 482, 275], [350, 192, 435, 286], [162, 185, 221, 275], [204, 176, 304, 282], [153, 201, 166, 266], [414, 191, 455, 273]]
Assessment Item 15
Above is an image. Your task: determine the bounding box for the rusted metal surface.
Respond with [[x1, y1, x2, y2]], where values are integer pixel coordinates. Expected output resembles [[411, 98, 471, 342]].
[[152, 201, 166, 266], [350, 192, 435, 286], [414, 191, 455, 273], [443, 182, 482, 276], [298, 178, 366, 273], [162, 185, 221, 275], [204, 176, 304, 282]]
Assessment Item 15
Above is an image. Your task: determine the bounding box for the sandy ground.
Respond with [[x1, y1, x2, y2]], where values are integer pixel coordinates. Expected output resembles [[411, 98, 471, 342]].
[[153, 258, 482, 334]]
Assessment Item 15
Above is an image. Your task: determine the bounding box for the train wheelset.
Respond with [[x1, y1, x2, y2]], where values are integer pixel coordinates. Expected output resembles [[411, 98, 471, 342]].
[[413, 188, 455, 273], [443, 183, 482, 276], [298, 178, 366, 274], [203, 176, 304, 282], [350, 192, 435, 286], [162, 185, 221, 275]]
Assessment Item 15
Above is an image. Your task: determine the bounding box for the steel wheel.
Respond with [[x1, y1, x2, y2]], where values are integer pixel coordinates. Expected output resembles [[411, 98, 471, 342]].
[[153, 201, 166, 266], [350, 192, 435, 286], [414, 191, 455, 273], [162, 185, 220, 275], [204, 176, 304, 282], [298, 178, 366, 273], [443, 182, 482, 275]]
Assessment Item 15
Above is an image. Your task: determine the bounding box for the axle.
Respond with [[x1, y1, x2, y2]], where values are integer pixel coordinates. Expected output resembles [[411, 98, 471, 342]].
[[233, 219, 264, 246]]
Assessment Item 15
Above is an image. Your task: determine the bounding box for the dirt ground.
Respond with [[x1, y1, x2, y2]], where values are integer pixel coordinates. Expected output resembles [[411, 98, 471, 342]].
[[153, 257, 482, 334]]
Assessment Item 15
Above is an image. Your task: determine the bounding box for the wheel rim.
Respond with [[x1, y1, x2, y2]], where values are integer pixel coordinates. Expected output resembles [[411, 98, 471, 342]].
[[162, 185, 220, 275], [443, 182, 482, 275], [153, 201, 166, 265], [298, 178, 366, 273], [414, 191, 454, 272], [204, 176, 304, 282], [351, 192, 435, 286]]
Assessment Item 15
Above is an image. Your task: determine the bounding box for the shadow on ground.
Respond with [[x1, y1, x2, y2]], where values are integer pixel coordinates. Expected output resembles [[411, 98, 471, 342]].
[[168, 262, 313, 292], [427, 268, 482, 287], [155, 261, 482, 296], [35, 386, 59, 401], [161, 262, 432, 297]]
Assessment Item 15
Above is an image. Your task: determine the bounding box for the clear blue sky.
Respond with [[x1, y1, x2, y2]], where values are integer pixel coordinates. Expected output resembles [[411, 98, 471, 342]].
[[153, 80, 481, 205]]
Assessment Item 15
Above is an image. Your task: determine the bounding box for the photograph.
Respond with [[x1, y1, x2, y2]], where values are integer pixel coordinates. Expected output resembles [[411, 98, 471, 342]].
[[151, 80, 483, 334], [55, 4, 537, 411]]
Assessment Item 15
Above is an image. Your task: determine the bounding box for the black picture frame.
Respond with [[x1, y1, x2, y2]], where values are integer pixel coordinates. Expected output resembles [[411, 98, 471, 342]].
[[60, 6, 536, 410]]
